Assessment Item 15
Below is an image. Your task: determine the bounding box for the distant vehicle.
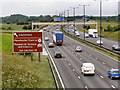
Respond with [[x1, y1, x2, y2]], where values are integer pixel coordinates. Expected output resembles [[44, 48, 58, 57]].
[[75, 33, 80, 37], [43, 28, 46, 31], [75, 46, 82, 52], [75, 31, 79, 34], [53, 31, 63, 45], [44, 37, 49, 41], [81, 63, 95, 76], [96, 40, 103, 45], [88, 29, 98, 38], [54, 52, 63, 58], [56, 28, 59, 31], [108, 69, 120, 80], [85, 33, 89, 38], [112, 45, 120, 51], [48, 42, 54, 47]]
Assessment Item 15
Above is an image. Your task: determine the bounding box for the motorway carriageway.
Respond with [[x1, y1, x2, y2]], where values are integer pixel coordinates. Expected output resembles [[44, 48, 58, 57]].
[[64, 25, 120, 54], [43, 26, 119, 89]]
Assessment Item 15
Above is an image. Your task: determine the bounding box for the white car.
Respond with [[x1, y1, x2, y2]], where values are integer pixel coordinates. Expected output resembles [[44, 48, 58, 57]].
[[85, 33, 89, 38], [96, 40, 103, 45], [81, 63, 95, 76], [44, 37, 49, 41], [112, 45, 120, 51]]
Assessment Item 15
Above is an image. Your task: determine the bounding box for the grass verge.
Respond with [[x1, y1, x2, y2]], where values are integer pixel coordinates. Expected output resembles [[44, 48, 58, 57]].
[[2, 33, 56, 88]]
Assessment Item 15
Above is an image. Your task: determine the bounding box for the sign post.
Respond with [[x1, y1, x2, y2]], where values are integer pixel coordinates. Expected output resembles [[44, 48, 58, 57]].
[[13, 32, 43, 61]]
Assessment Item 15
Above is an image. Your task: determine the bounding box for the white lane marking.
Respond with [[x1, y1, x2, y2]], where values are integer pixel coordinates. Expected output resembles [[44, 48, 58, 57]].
[[65, 59, 66, 61], [78, 76, 80, 79], [100, 75, 104, 79], [96, 58, 97, 59], [85, 86, 88, 89], [111, 85, 115, 89], [73, 69, 75, 72], [80, 58, 82, 60], [103, 62, 105, 64], [68, 63, 71, 66]]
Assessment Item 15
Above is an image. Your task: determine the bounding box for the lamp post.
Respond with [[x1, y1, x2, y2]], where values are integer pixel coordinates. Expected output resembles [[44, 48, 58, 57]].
[[94, 0, 108, 46], [70, 7, 79, 34], [79, 4, 89, 40], [67, 10, 70, 33]]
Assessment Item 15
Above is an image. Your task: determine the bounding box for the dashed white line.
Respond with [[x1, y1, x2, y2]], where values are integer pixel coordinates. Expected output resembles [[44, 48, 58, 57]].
[[111, 85, 115, 89], [103, 62, 105, 64], [68, 63, 71, 66], [96, 58, 97, 59], [73, 69, 75, 72], [78, 76, 80, 79], [85, 86, 88, 89], [100, 75, 104, 79], [65, 59, 66, 61], [80, 58, 82, 60]]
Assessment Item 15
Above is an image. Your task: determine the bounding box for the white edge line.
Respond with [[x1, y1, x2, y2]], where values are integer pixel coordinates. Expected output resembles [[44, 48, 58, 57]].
[[100, 75, 103, 79], [44, 42, 65, 89]]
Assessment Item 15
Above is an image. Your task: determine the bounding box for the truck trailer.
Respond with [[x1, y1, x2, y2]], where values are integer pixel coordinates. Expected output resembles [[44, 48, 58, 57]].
[[88, 29, 98, 38], [53, 31, 63, 45]]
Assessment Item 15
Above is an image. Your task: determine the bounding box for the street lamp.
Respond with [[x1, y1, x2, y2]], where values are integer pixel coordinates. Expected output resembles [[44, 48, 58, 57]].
[[94, 0, 108, 46], [79, 4, 89, 40], [67, 10, 70, 33], [70, 7, 79, 34]]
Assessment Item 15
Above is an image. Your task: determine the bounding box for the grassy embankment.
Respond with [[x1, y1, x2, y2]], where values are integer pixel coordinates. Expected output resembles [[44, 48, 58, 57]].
[[76, 21, 119, 41], [1, 26, 56, 88]]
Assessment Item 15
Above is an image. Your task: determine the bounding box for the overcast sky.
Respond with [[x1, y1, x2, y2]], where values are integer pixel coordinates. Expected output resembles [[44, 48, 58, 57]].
[[0, 0, 119, 17]]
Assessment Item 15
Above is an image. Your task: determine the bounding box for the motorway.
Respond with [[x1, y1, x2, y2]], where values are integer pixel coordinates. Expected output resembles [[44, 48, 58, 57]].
[[64, 25, 120, 53], [43, 25, 119, 89]]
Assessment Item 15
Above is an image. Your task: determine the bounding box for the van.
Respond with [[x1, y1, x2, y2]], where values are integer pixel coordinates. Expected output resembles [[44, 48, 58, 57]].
[[81, 63, 95, 76]]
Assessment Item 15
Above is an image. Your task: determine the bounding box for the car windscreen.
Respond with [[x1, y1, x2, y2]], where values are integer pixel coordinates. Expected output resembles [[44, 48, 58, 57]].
[[113, 71, 120, 74]]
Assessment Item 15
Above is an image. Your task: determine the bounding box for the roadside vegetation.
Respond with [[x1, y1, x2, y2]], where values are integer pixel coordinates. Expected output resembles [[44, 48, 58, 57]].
[[76, 20, 119, 41], [2, 33, 56, 88]]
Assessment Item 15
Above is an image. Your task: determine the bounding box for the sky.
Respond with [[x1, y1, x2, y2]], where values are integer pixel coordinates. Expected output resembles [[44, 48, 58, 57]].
[[0, 0, 119, 17]]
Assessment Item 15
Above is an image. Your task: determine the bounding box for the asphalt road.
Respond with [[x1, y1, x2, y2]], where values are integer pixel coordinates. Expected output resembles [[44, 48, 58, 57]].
[[43, 25, 119, 89], [64, 25, 120, 53]]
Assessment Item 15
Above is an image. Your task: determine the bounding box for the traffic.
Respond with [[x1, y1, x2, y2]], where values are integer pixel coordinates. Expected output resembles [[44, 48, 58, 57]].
[[43, 25, 119, 88]]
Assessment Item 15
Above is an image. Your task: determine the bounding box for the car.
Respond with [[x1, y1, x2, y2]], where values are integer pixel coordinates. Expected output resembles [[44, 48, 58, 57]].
[[75, 46, 82, 52], [81, 63, 95, 76], [48, 42, 54, 47], [56, 28, 59, 31], [108, 69, 120, 80], [96, 40, 103, 45], [54, 52, 63, 58], [85, 33, 89, 38], [44, 37, 49, 41], [112, 45, 120, 51], [75, 33, 80, 37]]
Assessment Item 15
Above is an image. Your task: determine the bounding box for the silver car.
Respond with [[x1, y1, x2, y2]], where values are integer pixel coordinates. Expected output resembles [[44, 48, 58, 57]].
[[96, 40, 103, 45], [112, 45, 120, 51], [44, 37, 49, 41], [75, 46, 82, 52]]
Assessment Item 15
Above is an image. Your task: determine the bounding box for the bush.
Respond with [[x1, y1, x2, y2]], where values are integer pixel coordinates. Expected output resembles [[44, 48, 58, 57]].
[[23, 26, 27, 30], [7, 27, 13, 30]]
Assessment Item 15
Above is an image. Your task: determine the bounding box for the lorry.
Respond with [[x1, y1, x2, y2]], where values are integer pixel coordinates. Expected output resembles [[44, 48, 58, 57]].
[[53, 31, 63, 45], [88, 29, 98, 38]]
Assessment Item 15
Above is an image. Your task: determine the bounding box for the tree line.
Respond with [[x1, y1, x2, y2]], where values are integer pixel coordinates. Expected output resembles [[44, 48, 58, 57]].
[[1, 14, 119, 24]]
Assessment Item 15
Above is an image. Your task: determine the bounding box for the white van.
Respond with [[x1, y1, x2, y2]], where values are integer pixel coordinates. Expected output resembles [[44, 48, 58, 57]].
[[81, 63, 95, 76]]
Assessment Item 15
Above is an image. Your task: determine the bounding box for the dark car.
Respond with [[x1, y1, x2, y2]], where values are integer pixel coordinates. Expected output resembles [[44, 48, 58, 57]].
[[108, 69, 120, 80], [112, 45, 120, 51], [54, 52, 63, 58]]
